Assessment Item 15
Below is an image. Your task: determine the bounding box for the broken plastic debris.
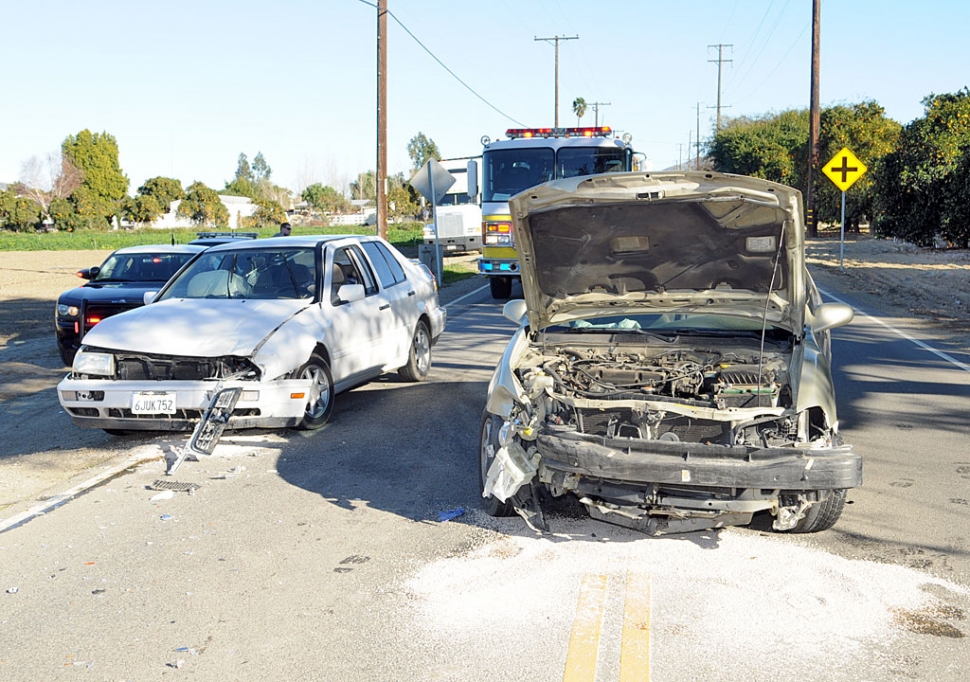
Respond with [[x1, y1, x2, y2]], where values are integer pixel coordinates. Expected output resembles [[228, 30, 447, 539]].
[[150, 490, 175, 501], [160, 514, 174, 521], [437, 507, 465, 522], [150, 479, 199, 493], [6, 587, 18, 594]]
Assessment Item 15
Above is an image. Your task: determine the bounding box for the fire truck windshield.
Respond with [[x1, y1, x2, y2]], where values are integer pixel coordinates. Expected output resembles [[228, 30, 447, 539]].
[[483, 146, 629, 202]]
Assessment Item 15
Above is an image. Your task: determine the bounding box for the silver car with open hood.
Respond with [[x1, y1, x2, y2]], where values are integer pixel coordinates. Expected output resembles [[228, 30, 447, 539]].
[[479, 171, 860, 535]]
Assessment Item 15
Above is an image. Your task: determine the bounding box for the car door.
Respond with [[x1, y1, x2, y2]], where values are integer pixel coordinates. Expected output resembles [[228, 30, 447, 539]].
[[323, 244, 397, 385], [359, 240, 418, 364]]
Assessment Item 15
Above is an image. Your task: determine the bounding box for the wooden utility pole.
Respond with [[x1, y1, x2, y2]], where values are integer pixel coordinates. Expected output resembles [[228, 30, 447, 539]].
[[696, 102, 703, 170], [535, 35, 578, 128], [589, 101, 611, 127], [806, 0, 821, 238], [376, 0, 388, 239], [708, 44, 732, 131]]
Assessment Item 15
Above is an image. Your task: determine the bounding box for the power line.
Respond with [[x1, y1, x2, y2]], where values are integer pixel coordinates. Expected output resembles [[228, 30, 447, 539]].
[[355, 0, 527, 127]]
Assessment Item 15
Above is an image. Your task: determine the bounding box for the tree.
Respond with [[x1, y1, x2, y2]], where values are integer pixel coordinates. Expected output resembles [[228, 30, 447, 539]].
[[244, 200, 287, 228], [406, 133, 441, 172], [18, 152, 83, 223], [61, 130, 129, 229], [0, 187, 42, 231], [709, 110, 809, 189], [302, 183, 351, 215], [874, 89, 970, 245], [573, 97, 587, 125], [252, 152, 271, 180], [350, 171, 377, 201], [121, 194, 163, 226], [387, 173, 420, 220], [815, 101, 901, 231], [235, 153, 253, 182], [177, 181, 229, 226], [138, 176, 184, 212]]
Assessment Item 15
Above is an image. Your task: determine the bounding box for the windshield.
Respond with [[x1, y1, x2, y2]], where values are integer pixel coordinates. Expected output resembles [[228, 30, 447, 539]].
[[159, 247, 318, 300], [483, 146, 629, 202], [95, 252, 196, 283]]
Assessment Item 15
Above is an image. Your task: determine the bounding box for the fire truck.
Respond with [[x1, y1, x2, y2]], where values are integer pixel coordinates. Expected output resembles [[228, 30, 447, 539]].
[[472, 126, 639, 299]]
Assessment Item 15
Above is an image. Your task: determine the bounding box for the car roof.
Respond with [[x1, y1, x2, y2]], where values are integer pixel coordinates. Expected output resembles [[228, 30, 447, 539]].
[[200, 234, 377, 252], [110, 243, 207, 255]]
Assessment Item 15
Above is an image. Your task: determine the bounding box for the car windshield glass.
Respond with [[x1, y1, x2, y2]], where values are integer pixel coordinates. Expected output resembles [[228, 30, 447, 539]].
[[95, 253, 196, 282], [483, 148, 555, 202], [159, 247, 317, 300]]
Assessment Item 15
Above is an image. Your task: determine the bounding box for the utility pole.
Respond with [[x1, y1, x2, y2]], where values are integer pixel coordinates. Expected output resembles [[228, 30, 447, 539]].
[[708, 44, 732, 131], [806, 0, 821, 238], [696, 102, 703, 170], [376, 0, 388, 239], [589, 101, 611, 127], [535, 35, 579, 128]]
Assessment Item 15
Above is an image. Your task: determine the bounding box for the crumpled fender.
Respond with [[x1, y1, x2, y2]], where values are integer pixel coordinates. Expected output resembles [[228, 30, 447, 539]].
[[792, 327, 839, 425]]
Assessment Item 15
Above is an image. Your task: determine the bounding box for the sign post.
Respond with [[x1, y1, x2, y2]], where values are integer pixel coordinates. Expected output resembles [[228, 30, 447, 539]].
[[821, 147, 867, 269], [409, 159, 456, 284]]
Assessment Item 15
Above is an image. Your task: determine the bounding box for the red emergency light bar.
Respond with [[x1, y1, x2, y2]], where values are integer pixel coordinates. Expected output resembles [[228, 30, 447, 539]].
[[505, 126, 613, 139]]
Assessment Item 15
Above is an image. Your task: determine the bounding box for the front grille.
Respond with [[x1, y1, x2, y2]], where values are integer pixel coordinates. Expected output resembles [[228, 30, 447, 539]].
[[116, 356, 222, 381], [576, 407, 729, 444]]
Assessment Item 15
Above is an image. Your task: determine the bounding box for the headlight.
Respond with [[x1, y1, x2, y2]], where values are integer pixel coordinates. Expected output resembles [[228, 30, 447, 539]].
[[58, 304, 80, 317], [73, 351, 115, 376]]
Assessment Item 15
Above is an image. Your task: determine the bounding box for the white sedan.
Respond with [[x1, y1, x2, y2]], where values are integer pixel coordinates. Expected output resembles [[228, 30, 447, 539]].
[[57, 235, 446, 433]]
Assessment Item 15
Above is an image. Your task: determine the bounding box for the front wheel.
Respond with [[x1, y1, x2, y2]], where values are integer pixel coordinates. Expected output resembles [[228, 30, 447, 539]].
[[479, 412, 515, 517], [294, 353, 334, 430], [788, 489, 847, 533], [489, 276, 513, 300], [398, 320, 431, 382]]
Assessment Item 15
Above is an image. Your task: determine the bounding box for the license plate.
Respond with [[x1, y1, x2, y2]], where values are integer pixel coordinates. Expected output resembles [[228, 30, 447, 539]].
[[132, 392, 177, 415]]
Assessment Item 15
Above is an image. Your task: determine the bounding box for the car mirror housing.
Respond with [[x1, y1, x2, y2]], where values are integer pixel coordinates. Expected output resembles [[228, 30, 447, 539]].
[[809, 302, 854, 334], [337, 284, 366, 303], [502, 299, 528, 325], [144, 291, 158, 304]]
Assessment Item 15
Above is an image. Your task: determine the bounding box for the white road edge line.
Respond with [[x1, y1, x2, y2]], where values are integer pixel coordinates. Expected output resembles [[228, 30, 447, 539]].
[[820, 286, 970, 373], [0, 450, 161, 533], [444, 284, 489, 308]]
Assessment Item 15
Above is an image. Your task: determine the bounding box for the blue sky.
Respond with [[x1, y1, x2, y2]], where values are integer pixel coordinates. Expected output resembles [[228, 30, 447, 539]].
[[2, 0, 967, 196]]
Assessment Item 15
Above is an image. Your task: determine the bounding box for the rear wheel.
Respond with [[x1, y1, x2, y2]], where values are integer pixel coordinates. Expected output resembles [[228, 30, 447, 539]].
[[479, 412, 515, 517], [489, 276, 512, 300], [788, 489, 847, 533], [294, 354, 334, 430], [398, 320, 431, 382]]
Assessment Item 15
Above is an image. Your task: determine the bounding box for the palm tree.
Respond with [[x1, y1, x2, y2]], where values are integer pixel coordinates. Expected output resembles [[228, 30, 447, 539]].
[[572, 97, 587, 125]]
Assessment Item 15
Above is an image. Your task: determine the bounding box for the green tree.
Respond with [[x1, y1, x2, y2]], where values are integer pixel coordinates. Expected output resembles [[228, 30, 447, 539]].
[[0, 188, 42, 231], [243, 200, 287, 228], [388, 173, 420, 220], [874, 89, 970, 245], [406, 132, 441, 172], [572, 97, 587, 125], [61, 129, 129, 228], [177, 181, 229, 226], [235, 153, 253, 182], [138, 176, 184, 212], [252, 152, 271, 180], [350, 171, 377, 201], [709, 110, 809, 189], [121, 194, 163, 226], [815, 102, 901, 231], [302, 183, 351, 214], [222, 176, 259, 200]]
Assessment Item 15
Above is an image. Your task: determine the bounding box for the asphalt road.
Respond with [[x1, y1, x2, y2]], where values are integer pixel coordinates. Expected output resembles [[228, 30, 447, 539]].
[[1, 276, 969, 681]]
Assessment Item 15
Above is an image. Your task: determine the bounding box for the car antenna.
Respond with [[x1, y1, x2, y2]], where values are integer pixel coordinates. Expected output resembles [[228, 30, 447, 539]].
[[757, 224, 787, 407]]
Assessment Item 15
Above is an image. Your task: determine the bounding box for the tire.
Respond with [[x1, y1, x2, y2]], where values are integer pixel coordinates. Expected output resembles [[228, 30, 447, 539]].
[[788, 489, 847, 533], [294, 353, 334, 430], [59, 344, 76, 367], [479, 412, 516, 517], [398, 320, 431, 382], [103, 429, 131, 436], [489, 276, 513, 300]]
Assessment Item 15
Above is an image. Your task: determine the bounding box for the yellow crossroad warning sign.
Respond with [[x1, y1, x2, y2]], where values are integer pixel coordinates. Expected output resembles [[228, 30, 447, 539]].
[[822, 147, 867, 191]]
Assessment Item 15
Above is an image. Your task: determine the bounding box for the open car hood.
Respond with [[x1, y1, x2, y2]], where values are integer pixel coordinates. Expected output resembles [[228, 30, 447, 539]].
[[509, 171, 808, 333]]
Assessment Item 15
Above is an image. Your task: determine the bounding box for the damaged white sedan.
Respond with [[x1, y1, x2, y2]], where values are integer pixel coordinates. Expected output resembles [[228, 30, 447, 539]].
[[58, 235, 446, 434], [480, 171, 860, 535]]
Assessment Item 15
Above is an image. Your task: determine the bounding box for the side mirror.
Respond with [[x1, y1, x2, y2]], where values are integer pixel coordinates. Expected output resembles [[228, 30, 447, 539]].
[[502, 299, 528, 325], [337, 283, 366, 303], [466, 159, 479, 202], [77, 267, 97, 281], [143, 291, 158, 304], [809, 302, 854, 334]]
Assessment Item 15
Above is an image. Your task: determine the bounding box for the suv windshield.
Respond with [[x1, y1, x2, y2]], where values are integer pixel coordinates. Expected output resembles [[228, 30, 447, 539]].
[[159, 247, 318, 300]]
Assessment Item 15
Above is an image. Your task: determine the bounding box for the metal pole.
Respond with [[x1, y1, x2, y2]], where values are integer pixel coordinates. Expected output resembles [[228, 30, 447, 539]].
[[429, 166, 443, 285], [840, 190, 846, 270], [376, 0, 388, 239]]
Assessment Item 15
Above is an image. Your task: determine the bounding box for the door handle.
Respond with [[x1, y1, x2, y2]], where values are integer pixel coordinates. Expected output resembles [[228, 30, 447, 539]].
[[379, 304, 391, 310], [407, 290, 416, 297]]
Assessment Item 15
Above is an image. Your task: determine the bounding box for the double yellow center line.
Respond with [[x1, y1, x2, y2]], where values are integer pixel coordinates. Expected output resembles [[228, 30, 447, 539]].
[[563, 571, 652, 682]]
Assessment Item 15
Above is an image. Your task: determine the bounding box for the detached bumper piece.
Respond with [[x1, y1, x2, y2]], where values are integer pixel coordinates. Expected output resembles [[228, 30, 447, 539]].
[[167, 387, 242, 475]]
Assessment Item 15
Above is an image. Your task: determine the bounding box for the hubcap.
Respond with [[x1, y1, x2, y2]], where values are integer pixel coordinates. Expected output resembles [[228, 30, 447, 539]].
[[302, 365, 331, 418]]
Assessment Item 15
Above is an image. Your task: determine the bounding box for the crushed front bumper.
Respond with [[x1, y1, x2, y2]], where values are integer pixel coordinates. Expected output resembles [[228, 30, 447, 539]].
[[57, 376, 312, 431]]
